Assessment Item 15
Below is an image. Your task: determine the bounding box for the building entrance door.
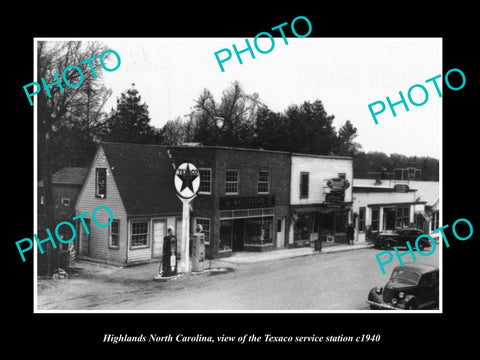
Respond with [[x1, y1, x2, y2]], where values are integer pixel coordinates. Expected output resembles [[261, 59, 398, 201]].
[[232, 219, 245, 251]]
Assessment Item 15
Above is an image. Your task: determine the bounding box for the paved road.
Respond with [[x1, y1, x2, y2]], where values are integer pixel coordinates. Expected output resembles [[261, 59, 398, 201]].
[[43, 246, 439, 311]]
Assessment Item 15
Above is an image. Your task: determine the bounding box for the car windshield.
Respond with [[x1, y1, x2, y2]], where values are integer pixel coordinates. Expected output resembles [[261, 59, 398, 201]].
[[390, 268, 420, 284]]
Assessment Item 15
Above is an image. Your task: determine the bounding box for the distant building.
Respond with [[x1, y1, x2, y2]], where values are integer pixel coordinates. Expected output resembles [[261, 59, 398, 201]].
[[37, 166, 89, 273], [352, 178, 439, 242], [38, 166, 89, 229]]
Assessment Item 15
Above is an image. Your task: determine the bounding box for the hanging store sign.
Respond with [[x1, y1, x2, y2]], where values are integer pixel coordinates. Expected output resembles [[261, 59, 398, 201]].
[[325, 190, 345, 203], [325, 178, 350, 191], [393, 184, 409, 193]]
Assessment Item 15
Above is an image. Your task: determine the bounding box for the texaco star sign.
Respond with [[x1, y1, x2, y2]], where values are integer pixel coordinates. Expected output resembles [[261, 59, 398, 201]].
[[174, 163, 201, 199]]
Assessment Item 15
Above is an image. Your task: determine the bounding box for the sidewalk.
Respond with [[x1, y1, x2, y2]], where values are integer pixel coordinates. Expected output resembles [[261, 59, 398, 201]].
[[219, 243, 374, 264]]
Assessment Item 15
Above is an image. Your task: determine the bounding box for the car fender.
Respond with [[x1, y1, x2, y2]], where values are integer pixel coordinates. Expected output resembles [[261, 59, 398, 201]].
[[404, 295, 418, 309], [367, 288, 383, 303]]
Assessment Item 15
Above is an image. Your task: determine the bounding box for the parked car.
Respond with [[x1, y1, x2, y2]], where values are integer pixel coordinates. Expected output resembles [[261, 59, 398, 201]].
[[372, 228, 431, 250], [367, 263, 439, 310]]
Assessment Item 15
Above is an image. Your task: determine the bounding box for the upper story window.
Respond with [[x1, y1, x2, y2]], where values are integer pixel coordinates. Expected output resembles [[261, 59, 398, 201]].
[[61, 197, 70, 206], [198, 168, 212, 194], [258, 170, 270, 194], [95, 168, 107, 198], [300, 172, 309, 198], [225, 170, 239, 195]]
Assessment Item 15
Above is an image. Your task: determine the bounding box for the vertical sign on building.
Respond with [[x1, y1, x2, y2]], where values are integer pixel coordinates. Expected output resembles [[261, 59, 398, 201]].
[[174, 163, 200, 273]]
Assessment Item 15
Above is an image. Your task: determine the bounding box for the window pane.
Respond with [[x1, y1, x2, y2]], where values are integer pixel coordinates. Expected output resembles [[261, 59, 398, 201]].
[[131, 221, 148, 246], [110, 220, 119, 247], [258, 170, 270, 193], [300, 173, 309, 198], [96, 168, 107, 197], [199, 169, 211, 193], [226, 170, 238, 194]]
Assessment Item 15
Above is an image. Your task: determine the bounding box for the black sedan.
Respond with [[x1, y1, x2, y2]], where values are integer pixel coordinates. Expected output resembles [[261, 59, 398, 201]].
[[367, 263, 439, 310], [372, 228, 431, 251]]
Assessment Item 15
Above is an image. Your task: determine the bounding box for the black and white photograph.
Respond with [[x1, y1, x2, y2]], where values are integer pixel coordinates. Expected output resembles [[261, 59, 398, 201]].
[[33, 37, 442, 312], [7, 6, 477, 353]]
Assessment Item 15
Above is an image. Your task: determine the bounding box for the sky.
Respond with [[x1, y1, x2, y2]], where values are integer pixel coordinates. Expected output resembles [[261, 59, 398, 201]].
[[95, 37, 442, 159]]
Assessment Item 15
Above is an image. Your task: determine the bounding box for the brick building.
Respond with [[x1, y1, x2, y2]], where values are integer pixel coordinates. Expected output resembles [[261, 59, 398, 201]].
[[168, 145, 291, 259]]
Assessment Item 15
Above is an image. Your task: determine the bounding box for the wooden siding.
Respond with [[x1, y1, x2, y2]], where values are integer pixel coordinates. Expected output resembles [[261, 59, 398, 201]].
[[75, 146, 128, 265]]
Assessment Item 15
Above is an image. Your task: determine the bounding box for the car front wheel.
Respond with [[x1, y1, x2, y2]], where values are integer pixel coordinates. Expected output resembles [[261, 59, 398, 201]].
[[384, 239, 395, 250]]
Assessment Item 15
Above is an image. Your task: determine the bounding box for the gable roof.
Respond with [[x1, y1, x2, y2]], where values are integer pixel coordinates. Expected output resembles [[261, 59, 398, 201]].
[[101, 142, 182, 216], [38, 166, 89, 186]]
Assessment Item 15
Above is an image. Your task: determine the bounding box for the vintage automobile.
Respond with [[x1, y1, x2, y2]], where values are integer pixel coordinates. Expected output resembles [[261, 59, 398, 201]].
[[372, 228, 431, 251], [367, 263, 439, 310]]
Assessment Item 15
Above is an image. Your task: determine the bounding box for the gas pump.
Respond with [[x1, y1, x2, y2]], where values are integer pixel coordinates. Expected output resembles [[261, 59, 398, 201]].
[[191, 225, 205, 272], [162, 226, 177, 277]]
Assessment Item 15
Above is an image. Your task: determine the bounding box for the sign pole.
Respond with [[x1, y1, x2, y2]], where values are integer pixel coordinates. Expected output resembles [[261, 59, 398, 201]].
[[173, 162, 201, 274], [179, 195, 196, 274]]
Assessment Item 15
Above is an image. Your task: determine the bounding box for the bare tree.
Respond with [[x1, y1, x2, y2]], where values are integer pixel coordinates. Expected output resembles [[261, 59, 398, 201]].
[[192, 81, 265, 146], [37, 41, 112, 234]]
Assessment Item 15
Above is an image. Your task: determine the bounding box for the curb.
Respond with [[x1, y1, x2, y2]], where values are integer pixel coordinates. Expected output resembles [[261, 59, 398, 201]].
[[219, 244, 375, 265]]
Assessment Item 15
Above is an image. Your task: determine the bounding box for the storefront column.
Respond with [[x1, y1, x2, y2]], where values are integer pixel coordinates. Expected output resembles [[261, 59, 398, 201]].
[[288, 221, 294, 246], [409, 205, 415, 225]]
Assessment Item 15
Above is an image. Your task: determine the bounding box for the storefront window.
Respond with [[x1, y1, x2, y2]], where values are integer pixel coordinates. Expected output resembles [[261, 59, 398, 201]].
[[371, 208, 379, 231], [396, 207, 410, 228], [220, 220, 233, 252], [244, 218, 273, 245], [294, 214, 311, 241]]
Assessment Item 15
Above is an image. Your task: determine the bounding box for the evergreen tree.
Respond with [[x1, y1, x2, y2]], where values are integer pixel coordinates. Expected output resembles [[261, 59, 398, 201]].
[[284, 100, 338, 155], [101, 85, 159, 144], [337, 120, 362, 156], [254, 107, 291, 151]]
